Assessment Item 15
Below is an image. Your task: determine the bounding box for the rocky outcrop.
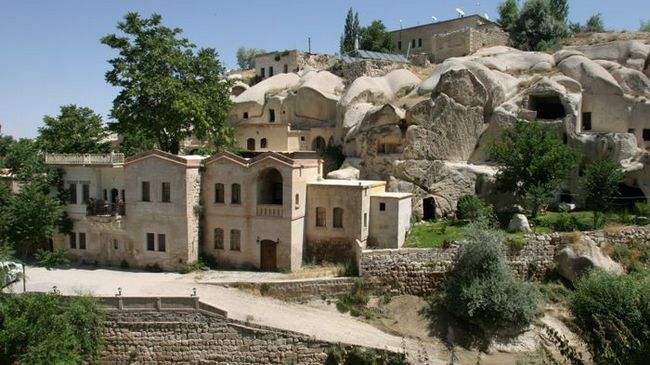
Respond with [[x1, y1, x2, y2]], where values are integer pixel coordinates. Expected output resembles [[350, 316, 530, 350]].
[[555, 237, 624, 283], [326, 166, 360, 180]]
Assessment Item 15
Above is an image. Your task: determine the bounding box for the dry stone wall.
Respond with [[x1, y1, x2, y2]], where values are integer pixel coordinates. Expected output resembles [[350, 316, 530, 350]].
[[223, 278, 356, 303], [360, 227, 650, 296]]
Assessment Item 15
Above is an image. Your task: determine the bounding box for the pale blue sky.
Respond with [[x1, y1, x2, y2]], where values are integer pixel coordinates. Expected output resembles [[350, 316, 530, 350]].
[[1, 0, 646, 138]]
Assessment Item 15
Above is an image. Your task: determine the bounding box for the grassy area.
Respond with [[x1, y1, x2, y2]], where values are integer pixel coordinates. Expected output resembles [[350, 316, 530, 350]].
[[404, 221, 465, 248]]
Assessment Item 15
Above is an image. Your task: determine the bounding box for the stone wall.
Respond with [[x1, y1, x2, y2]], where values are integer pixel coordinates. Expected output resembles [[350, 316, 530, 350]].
[[360, 227, 650, 296], [98, 296, 401, 365], [224, 277, 357, 303]]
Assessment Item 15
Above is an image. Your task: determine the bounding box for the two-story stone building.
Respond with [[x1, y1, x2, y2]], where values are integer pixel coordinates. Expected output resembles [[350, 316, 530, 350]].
[[47, 150, 411, 271]]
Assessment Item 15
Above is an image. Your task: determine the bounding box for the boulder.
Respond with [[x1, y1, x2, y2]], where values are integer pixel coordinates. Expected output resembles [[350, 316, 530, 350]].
[[508, 214, 532, 233], [554, 237, 624, 283], [326, 167, 360, 180], [558, 55, 623, 95]]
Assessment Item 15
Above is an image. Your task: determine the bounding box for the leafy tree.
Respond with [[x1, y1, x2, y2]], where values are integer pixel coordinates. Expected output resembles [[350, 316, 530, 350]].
[[340, 7, 360, 54], [359, 20, 395, 53], [3, 138, 43, 181], [582, 159, 624, 229], [443, 220, 540, 337], [0, 293, 105, 364], [584, 13, 605, 33], [489, 120, 579, 217], [235, 47, 266, 69], [0, 134, 15, 167], [497, 0, 519, 32], [510, 0, 570, 51], [37, 105, 110, 154], [640, 20, 650, 32], [570, 270, 650, 365], [102, 12, 233, 154]]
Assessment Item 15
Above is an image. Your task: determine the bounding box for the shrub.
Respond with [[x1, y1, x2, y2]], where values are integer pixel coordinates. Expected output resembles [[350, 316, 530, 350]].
[[337, 260, 358, 277], [606, 238, 649, 272], [570, 270, 650, 364], [457, 195, 493, 222], [178, 259, 208, 274], [200, 253, 218, 269], [259, 283, 271, 296], [443, 221, 540, 337], [507, 236, 527, 253], [0, 293, 105, 364], [144, 263, 162, 272], [34, 248, 69, 270], [336, 281, 371, 318], [634, 202, 650, 217]]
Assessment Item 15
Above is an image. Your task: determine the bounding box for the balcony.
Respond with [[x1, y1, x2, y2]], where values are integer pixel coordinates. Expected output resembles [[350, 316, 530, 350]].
[[87, 200, 125, 216], [45, 153, 125, 166], [256, 204, 283, 217]]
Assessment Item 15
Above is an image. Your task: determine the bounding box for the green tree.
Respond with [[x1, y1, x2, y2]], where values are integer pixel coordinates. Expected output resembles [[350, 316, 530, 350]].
[[497, 0, 519, 32], [0, 134, 15, 167], [549, 0, 569, 22], [640, 20, 650, 32], [489, 120, 578, 217], [359, 20, 395, 53], [570, 270, 650, 365], [584, 13, 605, 32], [443, 220, 540, 337], [340, 7, 360, 54], [0, 293, 105, 364], [235, 47, 266, 69], [582, 159, 624, 229], [510, 0, 570, 51], [37, 105, 110, 154], [3, 138, 43, 181], [102, 13, 233, 154]]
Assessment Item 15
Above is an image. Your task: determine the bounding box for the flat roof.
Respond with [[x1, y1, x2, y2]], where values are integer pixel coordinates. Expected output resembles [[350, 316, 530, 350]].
[[371, 192, 412, 199], [307, 179, 386, 188], [389, 14, 498, 34]]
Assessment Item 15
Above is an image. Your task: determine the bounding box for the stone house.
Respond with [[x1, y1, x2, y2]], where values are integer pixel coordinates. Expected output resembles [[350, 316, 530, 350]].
[[390, 15, 509, 62], [46, 150, 411, 271]]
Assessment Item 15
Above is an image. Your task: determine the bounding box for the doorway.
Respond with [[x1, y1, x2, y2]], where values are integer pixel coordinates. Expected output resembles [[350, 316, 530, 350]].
[[423, 197, 436, 221], [111, 188, 119, 204], [260, 240, 277, 271]]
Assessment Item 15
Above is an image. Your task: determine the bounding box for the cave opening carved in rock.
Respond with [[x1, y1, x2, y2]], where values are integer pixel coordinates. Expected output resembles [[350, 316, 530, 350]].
[[528, 94, 567, 120]]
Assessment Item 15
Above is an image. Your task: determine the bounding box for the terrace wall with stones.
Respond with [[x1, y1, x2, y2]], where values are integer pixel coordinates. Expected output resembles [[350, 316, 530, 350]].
[[98, 297, 401, 365], [359, 227, 650, 296]]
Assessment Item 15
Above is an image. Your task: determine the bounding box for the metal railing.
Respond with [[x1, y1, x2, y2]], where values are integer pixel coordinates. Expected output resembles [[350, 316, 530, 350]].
[[45, 153, 125, 165], [87, 200, 125, 216]]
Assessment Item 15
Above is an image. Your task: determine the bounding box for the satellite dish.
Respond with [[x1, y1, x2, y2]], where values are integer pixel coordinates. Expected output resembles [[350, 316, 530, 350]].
[[431, 16, 438, 22], [484, 13, 490, 20], [456, 8, 465, 17]]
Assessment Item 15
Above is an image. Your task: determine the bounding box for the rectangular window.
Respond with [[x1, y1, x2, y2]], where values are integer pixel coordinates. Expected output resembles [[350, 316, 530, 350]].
[[231, 184, 241, 204], [214, 228, 224, 249], [161, 182, 171, 202], [157, 234, 166, 252], [103, 189, 108, 201], [269, 109, 276, 122], [69, 232, 77, 249], [628, 128, 636, 134], [398, 41, 402, 50], [411, 39, 415, 48], [122, 189, 126, 202], [379, 202, 386, 211], [316, 207, 326, 227], [363, 213, 368, 228], [79, 232, 86, 250], [418, 38, 422, 47], [69, 183, 77, 204], [214, 183, 224, 203], [230, 229, 241, 251], [283, 64, 288, 73], [582, 112, 592, 131], [146, 233, 155, 251], [295, 193, 299, 209], [141, 181, 150, 202], [113, 239, 119, 250], [261, 67, 265, 78], [82, 183, 90, 204], [243, 112, 249, 119], [333, 208, 343, 228], [269, 66, 274, 77]]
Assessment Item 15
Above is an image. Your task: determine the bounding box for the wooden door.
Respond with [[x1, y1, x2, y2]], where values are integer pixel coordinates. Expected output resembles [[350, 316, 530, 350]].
[[260, 240, 277, 271]]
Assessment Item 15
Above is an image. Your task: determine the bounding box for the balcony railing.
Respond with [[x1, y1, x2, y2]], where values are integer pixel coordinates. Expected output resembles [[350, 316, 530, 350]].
[[87, 200, 125, 216], [256, 204, 283, 217], [45, 153, 125, 165]]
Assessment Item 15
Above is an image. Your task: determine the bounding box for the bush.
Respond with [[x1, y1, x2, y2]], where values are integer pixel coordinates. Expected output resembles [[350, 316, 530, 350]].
[[443, 221, 540, 337], [570, 270, 650, 364], [0, 293, 105, 364], [457, 195, 494, 222], [200, 253, 218, 269], [34, 248, 69, 270], [178, 259, 208, 274], [144, 263, 162, 272], [634, 202, 650, 217], [606, 238, 649, 272], [337, 260, 358, 277], [336, 281, 372, 318]]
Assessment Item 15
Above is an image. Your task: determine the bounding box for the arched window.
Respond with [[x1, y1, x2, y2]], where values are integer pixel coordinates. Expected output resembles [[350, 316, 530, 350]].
[[214, 183, 224, 203], [257, 168, 283, 205], [260, 138, 268, 149], [230, 229, 241, 251], [231, 183, 241, 204], [333, 207, 343, 228], [311, 136, 326, 152], [214, 228, 224, 249], [247, 138, 255, 151], [316, 207, 326, 227]]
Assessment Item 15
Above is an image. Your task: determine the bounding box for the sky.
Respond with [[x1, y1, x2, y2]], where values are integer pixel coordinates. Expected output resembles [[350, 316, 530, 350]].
[[1, 0, 647, 139]]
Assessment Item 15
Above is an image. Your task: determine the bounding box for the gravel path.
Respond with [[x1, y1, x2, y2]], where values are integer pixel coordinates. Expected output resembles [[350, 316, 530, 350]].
[[9, 266, 409, 353]]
